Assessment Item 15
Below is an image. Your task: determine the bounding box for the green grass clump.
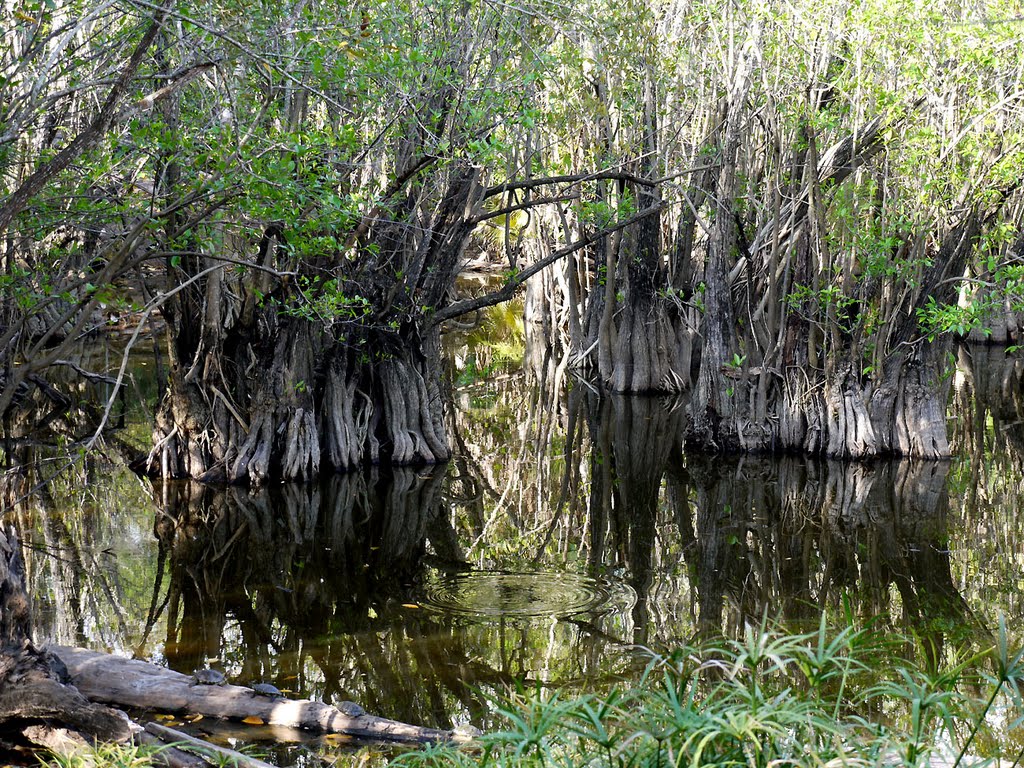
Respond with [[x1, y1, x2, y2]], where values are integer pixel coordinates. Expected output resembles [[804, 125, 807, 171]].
[[397, 616, 1024, 768], [40, 742, 166, 768]]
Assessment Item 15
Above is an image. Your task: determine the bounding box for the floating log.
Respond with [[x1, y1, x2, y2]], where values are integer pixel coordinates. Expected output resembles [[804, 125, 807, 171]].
[[52, 645, 457, 744]]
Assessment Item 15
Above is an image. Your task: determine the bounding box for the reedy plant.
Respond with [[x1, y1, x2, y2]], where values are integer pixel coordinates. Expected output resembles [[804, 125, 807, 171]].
[[392, 616, 1024, 768], [40, 742, 168, 768]]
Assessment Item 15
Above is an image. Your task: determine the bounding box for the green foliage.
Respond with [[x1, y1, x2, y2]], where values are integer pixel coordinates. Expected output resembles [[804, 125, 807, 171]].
[[916, 296, 992, 341], [579, 195, 636, 230], [786, 283, 861, 332], [5, 0, 1024, 455], [39, 741, 168, 768], [281, 276, 372, 328], [724, 353, 747, 370], [452, 301, 526, 384], [391, 619, 1024, 768]]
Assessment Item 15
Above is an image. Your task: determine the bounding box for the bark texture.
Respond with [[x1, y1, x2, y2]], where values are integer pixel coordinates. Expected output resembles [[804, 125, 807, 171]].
[[153, 168, 483, 484], [0, 525, 133, 749]]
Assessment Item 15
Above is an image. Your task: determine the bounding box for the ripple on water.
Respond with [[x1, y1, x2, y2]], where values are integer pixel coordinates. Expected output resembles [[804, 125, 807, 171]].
[[418, 570, 636, 619]]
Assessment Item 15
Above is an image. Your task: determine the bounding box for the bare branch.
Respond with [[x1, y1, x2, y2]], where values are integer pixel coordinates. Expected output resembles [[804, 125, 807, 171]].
[[483, 170, 657, 199], [128, 60, 219, 113], [430, 202, 667, 326], [469, 194, 579, 225], [342, 155, 440, 250]]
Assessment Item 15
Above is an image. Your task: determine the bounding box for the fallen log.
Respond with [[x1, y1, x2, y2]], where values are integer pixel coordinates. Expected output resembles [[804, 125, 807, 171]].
[[52, 645, 458, 744], [133, 733, 210, 768]]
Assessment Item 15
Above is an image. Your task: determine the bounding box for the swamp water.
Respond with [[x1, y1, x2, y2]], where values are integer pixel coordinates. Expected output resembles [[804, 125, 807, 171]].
[[6, 334, 1024, 765]]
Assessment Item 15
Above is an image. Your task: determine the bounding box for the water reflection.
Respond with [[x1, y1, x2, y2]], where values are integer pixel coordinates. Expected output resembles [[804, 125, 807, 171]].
[[581, 391, 686, 647], [9, 342, 1024, 745], [152, 469, 471, 728], [419, 570, 635, 618], [678, 458, 977, 664], [142, 467, 640, 730]]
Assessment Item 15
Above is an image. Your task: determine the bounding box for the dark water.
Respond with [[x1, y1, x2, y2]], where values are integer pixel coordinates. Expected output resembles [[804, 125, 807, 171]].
[[6, 332, 1024, 764]]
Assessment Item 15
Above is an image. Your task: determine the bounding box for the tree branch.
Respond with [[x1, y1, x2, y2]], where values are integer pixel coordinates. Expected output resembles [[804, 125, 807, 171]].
[[129, 60, 219, 113], [469, 194, 579, 225], [342, 154, 439, 250], [483, 170, 658, 199], [0, 3, 171, 237], [429, 202, 667, 326]]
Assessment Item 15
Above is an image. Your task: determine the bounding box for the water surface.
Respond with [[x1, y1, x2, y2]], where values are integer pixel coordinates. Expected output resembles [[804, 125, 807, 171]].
[[6, 334, 1024, 763]]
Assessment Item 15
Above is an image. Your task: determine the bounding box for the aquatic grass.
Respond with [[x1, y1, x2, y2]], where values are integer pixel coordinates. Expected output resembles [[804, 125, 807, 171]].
[[42, 622, 1019, 768], [480, 688, 582, 767], [39, 742, 169, 768], [392, 619, 1024, 768], [792, 614, 875, 716], [953, 615, 1024, 768], [869, 666, 964, 766], [37, 737, 274, 768]]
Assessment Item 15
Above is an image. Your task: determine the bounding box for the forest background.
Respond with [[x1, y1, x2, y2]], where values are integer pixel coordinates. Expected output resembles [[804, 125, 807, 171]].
[[3, 0, 1023, 485]]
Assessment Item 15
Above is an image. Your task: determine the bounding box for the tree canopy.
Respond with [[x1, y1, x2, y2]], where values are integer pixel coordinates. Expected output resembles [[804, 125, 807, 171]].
[[2, 0, 1023, 477]]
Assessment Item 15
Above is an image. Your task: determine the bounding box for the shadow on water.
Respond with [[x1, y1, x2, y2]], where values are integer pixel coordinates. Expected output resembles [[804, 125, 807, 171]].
[[7, 341, 1024, 742]]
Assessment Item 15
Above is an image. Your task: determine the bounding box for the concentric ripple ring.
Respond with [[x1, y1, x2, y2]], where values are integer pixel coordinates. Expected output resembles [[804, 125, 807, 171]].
[[418, 570, 635, 619]]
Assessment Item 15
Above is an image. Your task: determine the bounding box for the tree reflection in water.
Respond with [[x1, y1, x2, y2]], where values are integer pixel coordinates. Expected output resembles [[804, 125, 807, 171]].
[[10, 343, 1024, 731], [151, 469, 496, 729]]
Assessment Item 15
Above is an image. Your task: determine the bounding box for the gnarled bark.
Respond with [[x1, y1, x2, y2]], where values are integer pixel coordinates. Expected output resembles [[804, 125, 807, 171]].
[[153, 160, 481, 485], [1, 525, 133, 749], [686, 95, 978, 460]]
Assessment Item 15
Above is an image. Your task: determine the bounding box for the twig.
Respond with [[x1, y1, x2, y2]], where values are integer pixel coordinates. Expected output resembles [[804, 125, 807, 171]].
[[85, 263, 229, 453], [430, 202, 667, 326], [50, 360, 119, 385]]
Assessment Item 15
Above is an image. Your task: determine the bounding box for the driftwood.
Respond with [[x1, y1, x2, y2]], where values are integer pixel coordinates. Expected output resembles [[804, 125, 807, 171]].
[[52, 645, 459, 744]]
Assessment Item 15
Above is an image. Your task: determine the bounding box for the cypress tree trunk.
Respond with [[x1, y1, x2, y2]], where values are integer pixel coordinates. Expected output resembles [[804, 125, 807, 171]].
[[684, 94, 983, 461], [689, 86, 752, 450], [153, 170, 481, 485], [154, 319, 449, 484], [603, 185, 689, 393], [602, 76, 687, 393], [556, 74, 692, 394]]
